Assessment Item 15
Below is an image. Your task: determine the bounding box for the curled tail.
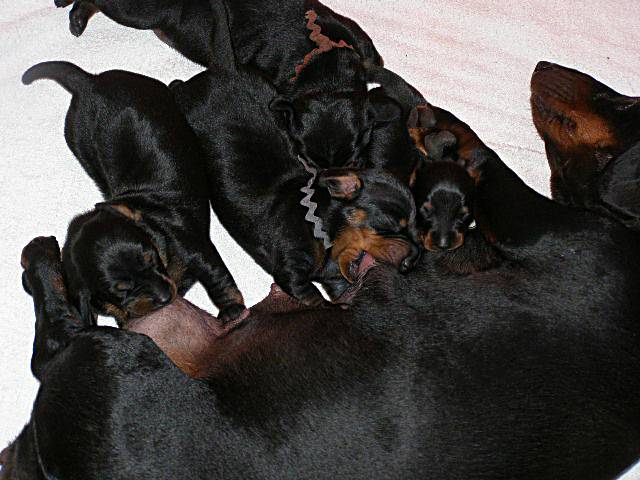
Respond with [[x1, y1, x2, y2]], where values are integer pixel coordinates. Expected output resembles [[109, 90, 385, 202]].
[[22, 61, 92, 94]]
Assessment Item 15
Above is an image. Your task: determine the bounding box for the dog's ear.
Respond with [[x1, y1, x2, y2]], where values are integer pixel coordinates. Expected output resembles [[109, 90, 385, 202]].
[[269, 95, 295, 117], [367, 89, 401, 126], [318, 169, 363, 200], [95, 202, 142, 223]]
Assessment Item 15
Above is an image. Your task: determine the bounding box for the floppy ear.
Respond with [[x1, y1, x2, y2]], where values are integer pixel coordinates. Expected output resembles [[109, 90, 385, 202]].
[[598, 141, 640, 224], [318, 170, 363, 200], [95, 202, 142, 223], [269, 95, 295, 117], [367, 89, 401, 126]]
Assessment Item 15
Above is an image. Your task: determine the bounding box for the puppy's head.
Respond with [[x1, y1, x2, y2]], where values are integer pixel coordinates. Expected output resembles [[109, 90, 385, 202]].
[[530, 61, 640, 204], [64, 204, 176, 326], [413, 160, 479, 252], [315, 168, 418, 282], [271, 86, 400, 168]]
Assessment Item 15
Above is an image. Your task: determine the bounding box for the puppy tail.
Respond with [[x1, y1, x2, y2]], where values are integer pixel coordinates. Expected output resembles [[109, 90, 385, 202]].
[[22, 61, 91, 94]]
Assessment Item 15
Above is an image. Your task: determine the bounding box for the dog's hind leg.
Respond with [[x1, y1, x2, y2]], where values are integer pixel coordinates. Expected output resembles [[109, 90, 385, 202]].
[[20, 236, 83, 381]]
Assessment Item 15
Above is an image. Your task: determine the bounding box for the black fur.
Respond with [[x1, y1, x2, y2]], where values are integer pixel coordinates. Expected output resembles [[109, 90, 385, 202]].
[[171, 66, 417, 305], [7, 97, 640, 476], [22, 61, 245, 325], [54, 0, 412, 170]]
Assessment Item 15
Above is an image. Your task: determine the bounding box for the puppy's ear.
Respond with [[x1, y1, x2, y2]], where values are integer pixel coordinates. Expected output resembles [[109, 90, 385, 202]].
[[367, 89, 401, 126], [95, 202, 142, 223], [269, 95, 294, 117], [318, 169, 363, 200]]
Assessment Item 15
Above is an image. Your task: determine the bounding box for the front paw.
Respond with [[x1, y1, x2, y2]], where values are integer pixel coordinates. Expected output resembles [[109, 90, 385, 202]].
[[21, 236, 61, 271], [218, 303, 249, 324]]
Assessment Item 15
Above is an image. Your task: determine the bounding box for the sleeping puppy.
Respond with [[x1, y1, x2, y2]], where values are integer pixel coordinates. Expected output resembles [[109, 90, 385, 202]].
[[171, 66, 418, 305], [22, 61, 246, 326], [530, 61, 640, 225], [55, 0, 402, 169]]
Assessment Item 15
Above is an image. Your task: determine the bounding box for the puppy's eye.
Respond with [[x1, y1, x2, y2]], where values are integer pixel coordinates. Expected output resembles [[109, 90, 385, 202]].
[[142, 251, 154, 264], [115, 281, 134, 292]]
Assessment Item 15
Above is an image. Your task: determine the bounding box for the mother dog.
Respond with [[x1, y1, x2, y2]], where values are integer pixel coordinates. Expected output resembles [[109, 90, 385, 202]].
[[3, 106, 640, 480]]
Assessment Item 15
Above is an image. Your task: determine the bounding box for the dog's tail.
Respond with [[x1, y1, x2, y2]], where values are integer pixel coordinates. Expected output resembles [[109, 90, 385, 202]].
[[22, 61, 92, 94]]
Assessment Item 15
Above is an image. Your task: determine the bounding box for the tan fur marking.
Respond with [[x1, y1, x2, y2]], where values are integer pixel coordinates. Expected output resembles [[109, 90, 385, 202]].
[[111, 204, 142, 223], [331, 227, 411, 282]]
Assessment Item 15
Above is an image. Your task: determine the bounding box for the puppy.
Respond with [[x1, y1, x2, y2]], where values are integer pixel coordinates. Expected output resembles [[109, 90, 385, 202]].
[[407, 121, 484, 252], [22, 61, 246, 325], [171, 66, 418, 305], [530, 61, 640, 211], [55, 0, 402, 170]]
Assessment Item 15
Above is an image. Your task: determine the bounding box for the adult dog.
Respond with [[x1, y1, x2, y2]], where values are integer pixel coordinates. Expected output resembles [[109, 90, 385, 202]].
[[530, 61, 640, 228], [4, 105, 640, 480]]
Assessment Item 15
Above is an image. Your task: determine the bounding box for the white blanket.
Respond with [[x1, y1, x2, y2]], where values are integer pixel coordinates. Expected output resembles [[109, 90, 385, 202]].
[[1, 2, 639, 476]]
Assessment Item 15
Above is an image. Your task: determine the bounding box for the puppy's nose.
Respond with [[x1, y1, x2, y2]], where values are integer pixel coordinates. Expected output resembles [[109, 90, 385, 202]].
[[534, 61, 556, 73]]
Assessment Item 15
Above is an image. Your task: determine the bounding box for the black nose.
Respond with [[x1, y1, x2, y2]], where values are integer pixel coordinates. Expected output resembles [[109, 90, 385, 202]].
[[534, 61, 556, 73]]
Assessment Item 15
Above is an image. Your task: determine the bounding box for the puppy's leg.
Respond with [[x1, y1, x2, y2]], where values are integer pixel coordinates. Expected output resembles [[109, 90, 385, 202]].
[[68, 1, 100, 37], [21, 237, 83, 381], [273, 251, 327, 307], [183, 240, 247, 323]]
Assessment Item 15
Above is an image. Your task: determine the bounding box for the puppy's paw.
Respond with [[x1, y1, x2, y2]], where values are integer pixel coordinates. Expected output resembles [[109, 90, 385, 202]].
[[218, 303, 249, 324], [21, 236, 61, 271]]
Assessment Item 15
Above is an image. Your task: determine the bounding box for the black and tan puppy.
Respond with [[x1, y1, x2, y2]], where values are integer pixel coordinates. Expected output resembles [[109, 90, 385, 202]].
[[172, 66, 417, 305], [405, 108, 484, 252], [530, 61, 640, 228], [22, 61, 246, 325], [55, 0, 403, 169]]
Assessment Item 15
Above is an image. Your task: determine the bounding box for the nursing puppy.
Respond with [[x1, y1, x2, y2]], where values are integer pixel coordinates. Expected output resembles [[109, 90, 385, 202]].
[[407, 109, 484, 252], [171, 67, 417, 305], [22, 61, 245, 325], [55, 0, 402, 169], [530, 61, 640, 228]]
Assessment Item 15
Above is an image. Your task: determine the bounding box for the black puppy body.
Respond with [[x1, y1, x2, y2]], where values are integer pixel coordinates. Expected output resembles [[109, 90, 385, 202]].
[[172, 67, 417, 305], [57, 0, 409, 170], [8, 110, 640, 479], [22, 61, 245, 324]]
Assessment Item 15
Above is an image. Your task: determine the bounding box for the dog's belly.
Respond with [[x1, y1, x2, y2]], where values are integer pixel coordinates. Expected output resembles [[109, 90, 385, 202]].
[[125, 285, 304, 377]]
